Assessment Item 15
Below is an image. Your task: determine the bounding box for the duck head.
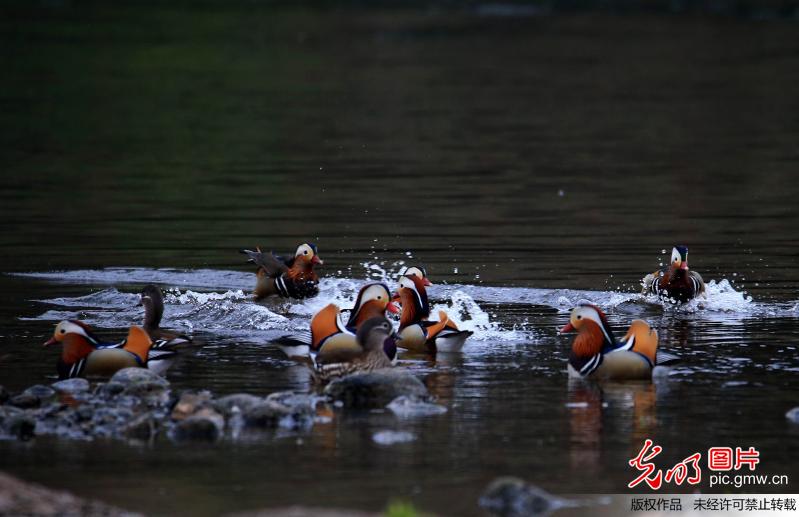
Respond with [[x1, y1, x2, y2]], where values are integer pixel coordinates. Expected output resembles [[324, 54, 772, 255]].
[[670, 246, 689, 271], [394, 274, 431, 326], [294, 243, 323, 267], [356, 316, 398, 356], [43, 320, 100, 364], [401, 265, 432, 286], [140, 284, 164, 330], [346, 282, 399, 328], [559, 302, 617, 357]]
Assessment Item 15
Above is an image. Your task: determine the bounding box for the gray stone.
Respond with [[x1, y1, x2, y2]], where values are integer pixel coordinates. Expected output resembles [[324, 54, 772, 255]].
[[212, 393, 264, 416], [479, 477, 561, 517], [323, 369, 429, 409], [108, 368, 169, 399], [123, 412, 158, 441], [170, 409, 224, 442], [52, 378, 90, 394], [243, 396, 315, 430], [0, 407, 35, 441], [171, 391, 213, 421], [9, 393, 40, 409]]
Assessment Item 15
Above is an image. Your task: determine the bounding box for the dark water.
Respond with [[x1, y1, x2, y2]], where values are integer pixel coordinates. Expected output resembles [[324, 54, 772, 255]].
[[2, 4, 799, 516]]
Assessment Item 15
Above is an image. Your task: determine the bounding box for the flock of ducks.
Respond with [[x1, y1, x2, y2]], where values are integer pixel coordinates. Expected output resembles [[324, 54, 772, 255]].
[[43, 243, 705, 384]]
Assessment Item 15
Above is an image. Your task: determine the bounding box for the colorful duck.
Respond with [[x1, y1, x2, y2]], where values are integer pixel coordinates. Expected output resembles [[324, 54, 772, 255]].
[[240, 243, 322, 300], [642, 246, 705, 303], [393, 274, 472, 353], [558, 302, 676, 380], [273, 282, 399, 362], [140, 284, 192, 347], [312, 316, 397, 384], [44, 321, 177, 379], [401, 265, 432, 286]]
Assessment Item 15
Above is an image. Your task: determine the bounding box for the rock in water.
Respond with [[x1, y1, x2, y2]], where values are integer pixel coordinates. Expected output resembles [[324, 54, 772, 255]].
[[171, 391, 213, 421], [242, 396, 315, 430], [123, 412, 158, 442], [324, 369, 429, 409], [51, 378, 90, 394], [170, 409, 225, 442], [107, 368, 170, 399], [212, 393, 264, 417], [480, 477, 563, 517], [0, 407, 35, 440]]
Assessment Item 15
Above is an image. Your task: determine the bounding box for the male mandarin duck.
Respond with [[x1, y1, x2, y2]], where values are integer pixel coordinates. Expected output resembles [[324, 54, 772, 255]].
[[401, 265, 432, 286], [273, 282, 399, 362], [559, 302, 677, 380], [312, 316, 396, 384], [642, 246, 705, 303], [140, 284, 192, 347], [44, 320, 178, 379], [240, 243, 322, 300], [393, 274, 472, 353]]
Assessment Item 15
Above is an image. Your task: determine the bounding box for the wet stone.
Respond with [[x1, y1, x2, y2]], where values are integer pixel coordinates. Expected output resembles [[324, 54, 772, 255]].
[[109, 368, 169, 396], [51, 378, 90, 394], [171, 391, 213, 421], [324, 369, 429, 409], [9, 393, 40, 409], [170, 409, 224, 442], [212, 393, 264, 417], [124, 412, 158, 441], [479, 477, 559, 517], [0, 407, 36, 441], [243, 396, 315, 430]]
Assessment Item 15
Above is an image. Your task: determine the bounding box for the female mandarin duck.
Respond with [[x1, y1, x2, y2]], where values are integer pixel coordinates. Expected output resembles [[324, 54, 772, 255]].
[[642, 246, 705, 303], [393, 274, 472, 353], [240, 243, 322, 300], [44, 321, 177, 379], [140, 284, 192, 347], [312, 316, 397, 384], [558, 302, 675, 380], [273, 282, 399, 362]]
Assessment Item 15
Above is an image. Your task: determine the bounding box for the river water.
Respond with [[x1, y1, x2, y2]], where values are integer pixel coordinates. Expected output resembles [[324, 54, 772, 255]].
[[1, 4, 798, 516]]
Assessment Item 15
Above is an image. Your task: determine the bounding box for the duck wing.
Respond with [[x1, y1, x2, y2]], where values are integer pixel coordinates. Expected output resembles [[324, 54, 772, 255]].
[[240, 248, 289, 277]]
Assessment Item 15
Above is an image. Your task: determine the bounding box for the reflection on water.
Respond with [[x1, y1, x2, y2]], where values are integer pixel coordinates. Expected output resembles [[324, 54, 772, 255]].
[[2, 3, 799, 516]]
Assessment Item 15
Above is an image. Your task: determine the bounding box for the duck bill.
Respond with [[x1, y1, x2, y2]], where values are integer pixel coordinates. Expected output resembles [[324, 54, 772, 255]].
[[679, 261, 689, 270], [422, 278, 432, 286], [386, 301, 400, 314], [558, 322, 575, 334], [312, 256, 323, 265], [43, 337, 59, 347]]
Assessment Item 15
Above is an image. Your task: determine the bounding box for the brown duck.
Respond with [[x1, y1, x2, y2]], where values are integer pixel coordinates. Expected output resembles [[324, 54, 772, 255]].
[[311, 316, 397, 385], [642, 246, 705, 303], [240, 243, 322, 300], [140, 284, 192, 347]]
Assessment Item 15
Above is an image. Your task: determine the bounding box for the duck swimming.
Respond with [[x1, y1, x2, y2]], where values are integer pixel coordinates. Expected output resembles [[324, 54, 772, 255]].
[[559, 302, 676, 381], [240, 243, 322, 300], [273, 282, 399, 362], [311, 316, 397, 385], [642, 246, 705, 303], [44, 321, 178, 379], [393, 274, 472, 353], [140, 284, 192, 347]]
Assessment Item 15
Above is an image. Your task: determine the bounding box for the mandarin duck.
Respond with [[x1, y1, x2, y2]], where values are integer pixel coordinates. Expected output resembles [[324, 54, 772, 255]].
[[311, 316, 396, 385], [140, 285, 192, 347], [642, 246, 705, 303], [558, 302, 677, 380], [393, 274, 472, 353], [273, 282, 399, 362], [44, 321, 178, 379], [401, 265, 432, 286], [241, 243, 322, 300]]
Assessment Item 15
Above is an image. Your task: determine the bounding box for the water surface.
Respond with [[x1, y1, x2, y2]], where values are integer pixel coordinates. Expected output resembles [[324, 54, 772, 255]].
[[1, 4, 799, 516]]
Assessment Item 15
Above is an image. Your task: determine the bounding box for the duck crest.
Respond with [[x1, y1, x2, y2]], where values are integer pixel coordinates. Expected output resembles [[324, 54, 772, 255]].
[[345, 283, 390, 328]]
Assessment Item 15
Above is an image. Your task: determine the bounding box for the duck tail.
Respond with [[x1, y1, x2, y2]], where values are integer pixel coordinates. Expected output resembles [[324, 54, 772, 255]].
[[122, 326, 153, 363], [623, 320, 658, 365]]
